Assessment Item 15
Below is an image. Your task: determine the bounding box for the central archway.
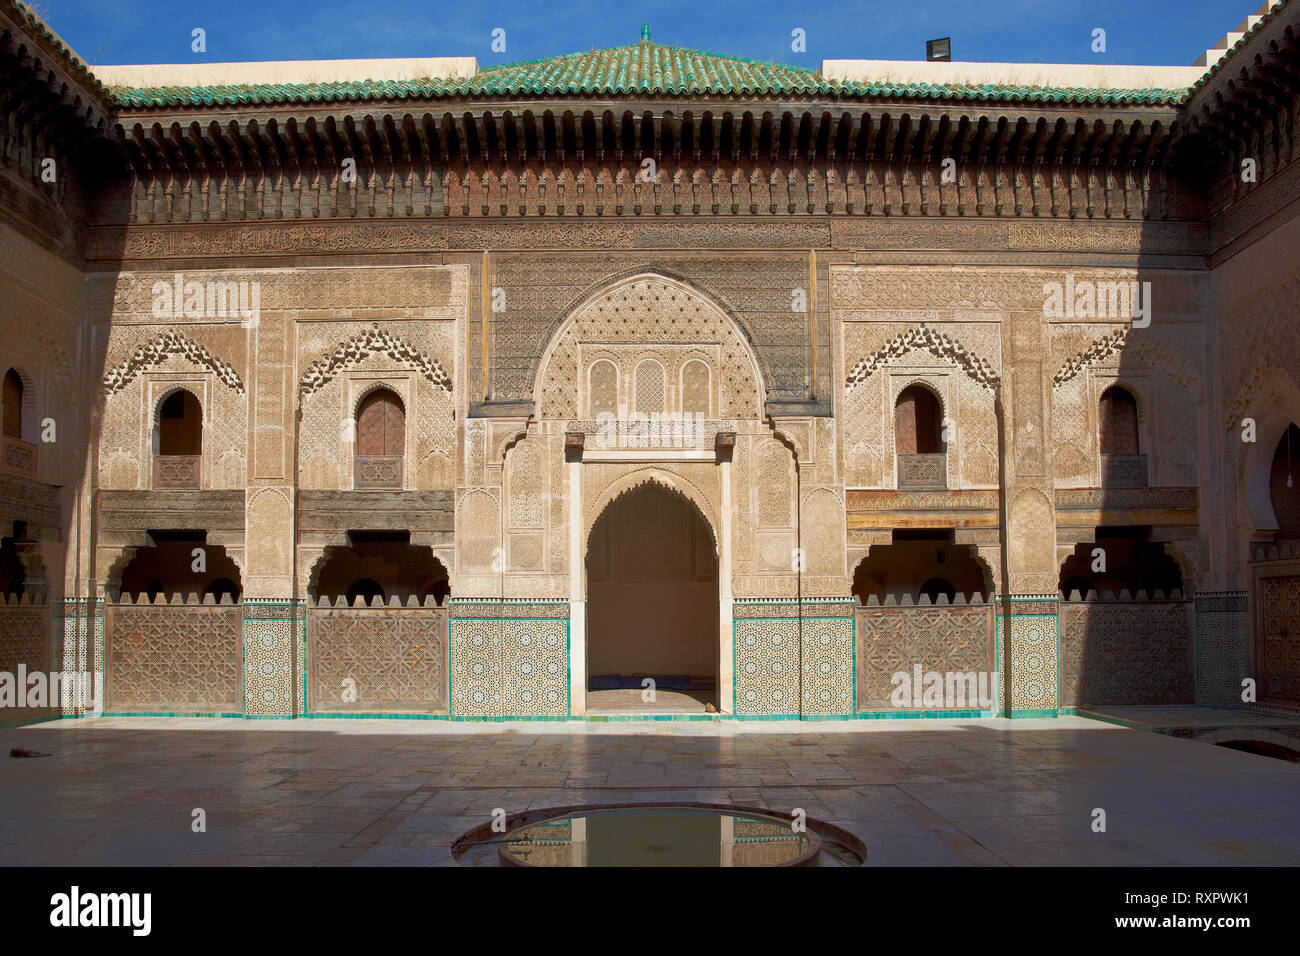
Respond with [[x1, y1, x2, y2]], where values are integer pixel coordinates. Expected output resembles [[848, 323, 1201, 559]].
[[586, 482, 718, 712]]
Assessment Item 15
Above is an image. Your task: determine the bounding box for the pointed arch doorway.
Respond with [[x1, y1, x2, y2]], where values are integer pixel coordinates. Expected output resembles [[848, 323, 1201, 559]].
[[585, 483, 719, 713]]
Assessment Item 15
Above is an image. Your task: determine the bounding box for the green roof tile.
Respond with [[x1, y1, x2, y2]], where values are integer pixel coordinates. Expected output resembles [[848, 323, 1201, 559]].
[[108, 39, 1191, 109], [9, 0, 110, 101]]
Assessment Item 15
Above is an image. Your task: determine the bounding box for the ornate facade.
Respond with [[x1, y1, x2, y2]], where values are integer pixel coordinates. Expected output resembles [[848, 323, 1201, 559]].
[[2, 1, 1299, 722]]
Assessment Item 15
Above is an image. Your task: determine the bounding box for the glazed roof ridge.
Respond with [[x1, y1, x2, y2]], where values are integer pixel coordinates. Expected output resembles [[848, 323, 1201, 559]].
[[107, 38, 1193, 109], [1187, 0, 1290, 98], [6, 0, 111, 99]]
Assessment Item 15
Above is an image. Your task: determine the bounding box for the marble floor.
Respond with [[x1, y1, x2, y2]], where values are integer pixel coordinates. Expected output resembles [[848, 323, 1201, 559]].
[[585, 687, 714, 713], [2, 713, 1297, 866]]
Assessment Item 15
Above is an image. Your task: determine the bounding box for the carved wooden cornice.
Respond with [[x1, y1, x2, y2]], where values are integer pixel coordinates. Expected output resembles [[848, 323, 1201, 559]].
[[102, 108, 1190, 228], [1183, 4, 1300, 216], [0, 1, 118, 221]]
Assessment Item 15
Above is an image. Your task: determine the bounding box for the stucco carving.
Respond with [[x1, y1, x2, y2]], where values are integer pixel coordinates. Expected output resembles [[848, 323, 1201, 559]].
[[1053, 327, 1128, 387], [584, 467, 719, 548], [536, 275, 762, 420], [845, 326, 1000, 392], [103, 329, 244, 395], [299, 323, 452, 396]]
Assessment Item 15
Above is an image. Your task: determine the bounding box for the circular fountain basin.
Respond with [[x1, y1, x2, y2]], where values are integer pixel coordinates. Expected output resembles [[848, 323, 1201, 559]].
[[498, 805, 821, 867]]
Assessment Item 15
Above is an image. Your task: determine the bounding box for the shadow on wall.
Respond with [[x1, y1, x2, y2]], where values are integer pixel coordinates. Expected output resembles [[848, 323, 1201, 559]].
[[852, 531, 993, 605], [1061, 239, 1195, 707], [311, 531, 450, 607], [112, 532, 243, 603]]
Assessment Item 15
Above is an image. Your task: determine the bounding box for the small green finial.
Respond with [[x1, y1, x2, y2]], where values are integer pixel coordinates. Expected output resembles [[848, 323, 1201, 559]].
[[640, 24, 651, 42]]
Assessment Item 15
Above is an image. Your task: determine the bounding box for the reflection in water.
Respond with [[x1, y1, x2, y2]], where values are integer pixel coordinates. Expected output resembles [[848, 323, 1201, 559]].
[[500, 807, 817, 867]]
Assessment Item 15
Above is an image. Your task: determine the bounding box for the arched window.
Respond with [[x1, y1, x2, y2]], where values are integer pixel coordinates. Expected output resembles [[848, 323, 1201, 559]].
[[589, 361, 617, 418], [634, 360, 664, 415], [203, 577, 241, 603], [895, 385, 943, 454], [345, 578, 385, 606], [3, 369, 22, 440], [158, 390, 202, 455], [681, 361, 710, 417], [153, 390, 202, 488], [894, 385, 945, 490], [354, 388, 405, 489], [920, 576, 957, 604], [1270, 423, 1300, 539], [851, 534, 992, 606], [1056, 526, 1184, 599], [114, 532, 243, 604], [1099, 386, 1139, 456]]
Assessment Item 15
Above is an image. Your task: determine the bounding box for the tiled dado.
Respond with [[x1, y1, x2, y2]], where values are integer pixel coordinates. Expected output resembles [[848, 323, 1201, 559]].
[[733, 600, 855, 718], [449, 600, 569, 719], [243, 600, 303, 718], [1000, 596, 1060, 717], [1194, 591, 1248, 707]]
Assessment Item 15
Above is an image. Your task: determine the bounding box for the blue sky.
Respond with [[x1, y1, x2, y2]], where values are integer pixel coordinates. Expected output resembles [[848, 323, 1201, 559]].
[[32, 0, 1261, 68]]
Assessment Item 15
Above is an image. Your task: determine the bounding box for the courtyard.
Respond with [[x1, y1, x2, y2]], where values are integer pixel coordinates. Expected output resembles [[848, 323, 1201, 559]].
[[2, 713, 1297, 866]]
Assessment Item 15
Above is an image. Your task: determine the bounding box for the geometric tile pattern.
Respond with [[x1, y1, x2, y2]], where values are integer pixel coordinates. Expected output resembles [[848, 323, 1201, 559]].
[[308, 607, 448, 714], [1001, 597, 1059, 714], [243, 601, 300, 717], [733, 611, 854, 717], [57, 599, 104, 716], [800, 618, 854, 716], [105, 605, 243, 713], [855, 605, 994, 711], [501, 620, 568, 717], [448, 619, 500, 717], [449, 617, 569, 718], [734, 618, 800, 717], [1058, 600, 1194, 706], [1195, 591, 1248, 707]]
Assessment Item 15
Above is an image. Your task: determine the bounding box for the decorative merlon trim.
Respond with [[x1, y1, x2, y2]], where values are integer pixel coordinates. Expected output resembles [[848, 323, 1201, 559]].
[[299, 323, 452, 396], [845, 325, 1000, 392], [103, 328, 245, 395]]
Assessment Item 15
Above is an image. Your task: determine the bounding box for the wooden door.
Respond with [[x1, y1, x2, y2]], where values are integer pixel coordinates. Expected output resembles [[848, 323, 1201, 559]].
[[3, 369, 22, 439], [1260, 573, 1300, 704], [356, 390, 404, 457]]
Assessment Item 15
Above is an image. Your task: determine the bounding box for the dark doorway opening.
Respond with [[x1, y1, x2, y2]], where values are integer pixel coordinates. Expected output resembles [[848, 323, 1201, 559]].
[[1057, 526, 1184, 598], [586, 484, 718, 712], [116, 531, 243, 602], [852, 529, 992, 604]]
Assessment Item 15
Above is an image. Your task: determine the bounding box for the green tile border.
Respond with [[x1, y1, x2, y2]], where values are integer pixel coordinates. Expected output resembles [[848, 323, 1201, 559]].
[[852, 708, 998, 719], [100, 710, 245, 718], [583, 713, 725, 722], [306, 712, 450, 720]]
